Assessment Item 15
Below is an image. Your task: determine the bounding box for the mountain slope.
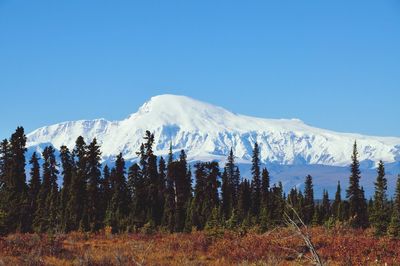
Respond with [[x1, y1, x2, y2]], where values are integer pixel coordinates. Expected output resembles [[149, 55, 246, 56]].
[[27, 94, 400, 167]]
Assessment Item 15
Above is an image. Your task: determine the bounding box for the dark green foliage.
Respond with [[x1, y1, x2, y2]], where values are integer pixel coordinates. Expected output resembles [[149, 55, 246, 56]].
[[238, 179, 251, 221], [34, 146, 59, 233], [346, 142, 369, 229], [191, 161, 220, 230], [269, 182, 285, 226], [59, 145, 73, 232], [331, 181, 342, 220], [251, 142, 261, 217], [303, 174, 314, 224], [320, 190, 330, 223], [388, 175, 400, 238], [86, 138, 102, 232], [0, 128, 395, 236], [221, 168, 232, 219], [371, 161, 389, 236], [66, 136, 88, 231], [99, 165, 111, 225], [106, 153, 130, 232], [128, 162, 146, 226], [27, 152, 41, 232], [0, 128, 30, 233]]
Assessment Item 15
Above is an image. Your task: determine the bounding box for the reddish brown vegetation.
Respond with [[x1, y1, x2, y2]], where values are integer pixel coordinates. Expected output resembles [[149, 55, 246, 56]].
[[0, 227, 399, 265]]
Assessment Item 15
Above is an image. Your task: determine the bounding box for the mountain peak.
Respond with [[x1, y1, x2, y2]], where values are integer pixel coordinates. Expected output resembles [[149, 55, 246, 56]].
[[26, 94, 400, 167]]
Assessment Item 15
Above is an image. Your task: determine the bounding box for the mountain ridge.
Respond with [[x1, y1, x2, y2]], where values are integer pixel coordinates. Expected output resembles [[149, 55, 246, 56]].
[[26, 94, 400, 167]]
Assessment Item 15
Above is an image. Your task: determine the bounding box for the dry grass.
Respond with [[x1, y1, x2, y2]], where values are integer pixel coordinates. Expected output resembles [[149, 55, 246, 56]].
[[0, 227, 399, 265]]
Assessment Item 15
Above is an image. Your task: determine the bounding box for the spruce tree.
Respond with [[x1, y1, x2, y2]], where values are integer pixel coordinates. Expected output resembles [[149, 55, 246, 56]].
[[251, 142, 261, 217], [59, 145, 73, 232], [99, 165, 111, 226], [128, 162, 146, 226], [27, 152, 41, 232], [221, 168, 232, 219], [67, 136, 87, 231], [34, 146, 59, 233], [389, 175, 400, 238], [346, 141, 369, 228], [106, 153, 130, 232], [320, 190, 330, 223], [332, 181, 342, 221], [5, 127, 30, 232], [226, 148, 240, 208], [162, 145, 176, 231], [238, 179, 252, 222], [86, 138, 102, 231], [371, 160, 389, 236], [303, 175, 314, 224]]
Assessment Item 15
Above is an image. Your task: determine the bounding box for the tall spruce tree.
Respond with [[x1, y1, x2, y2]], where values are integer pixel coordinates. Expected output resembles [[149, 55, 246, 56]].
[[128, 163, 146, 227], [221, 168, 232, 219], [388, 175, 400, 238], [259, 168, 271, 229], [106, 153, 129, 232], [99, 165, 111, 226], [174, 151, 192, 231], [86, 138, 102, 231], [226, 149, 240, 208], [251, 142, 261, 217], [59, 145, 74, 232], [27, 152, 41, 232], [372, 161, 389, 236], [346, 141, 369, 228], [6, 127, 29, 232], [303, 175, 314, 225], [34, 146, 59, 232], [238, 179, 252, 221], [162, 145, 176, 231], [67, 136, 88, 231], [332, 181, 342, 221]]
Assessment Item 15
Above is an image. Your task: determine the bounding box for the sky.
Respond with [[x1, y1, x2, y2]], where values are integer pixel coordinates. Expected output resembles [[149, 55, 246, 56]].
[[0, 0, 399, 140]]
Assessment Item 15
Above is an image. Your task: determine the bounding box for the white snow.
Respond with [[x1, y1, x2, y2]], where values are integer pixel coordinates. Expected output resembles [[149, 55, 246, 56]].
[[26, 94, 400, 166]]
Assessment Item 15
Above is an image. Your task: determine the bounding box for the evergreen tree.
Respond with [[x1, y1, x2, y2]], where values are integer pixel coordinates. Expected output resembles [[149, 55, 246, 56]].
[[162, 145, 176, 231], [174, 151, 192, 231], [4, 127, 30, 232], [67, 136, 88, 231], [320, 190, 330, 223], [34, 146, 59, 232], [221, 168, 232, 219], [303, 175, 314, 225], [226, 149, 240, 208], [128, 162, 146, 227], [371, 161, 389, 236], [99, 165, 111, 225], [106, 153, 130, 232], [269, 182, 285, 226], [192, 162, 220, 230], [0, 139, 11, 234], [251, 142, 261, 217], [86, 138, 102, 231], [238, 179, 251, 221], [27, 152, 41, 232], [332, 181, 342, 221], [346, 141, 369, 228], [389, 175, 400, 238], [59, 145, 74, 232]]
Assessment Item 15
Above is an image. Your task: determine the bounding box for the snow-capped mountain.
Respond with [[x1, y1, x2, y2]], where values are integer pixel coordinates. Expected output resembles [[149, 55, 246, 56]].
[[27, 94, 400, 167]]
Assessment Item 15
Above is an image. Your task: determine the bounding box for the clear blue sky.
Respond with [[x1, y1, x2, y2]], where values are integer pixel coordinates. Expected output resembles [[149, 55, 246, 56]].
[[1, 0, 399, 139]]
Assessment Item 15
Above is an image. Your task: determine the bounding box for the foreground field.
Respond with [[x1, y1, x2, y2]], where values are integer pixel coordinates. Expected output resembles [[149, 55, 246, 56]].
[[0, 227, 399, 265]]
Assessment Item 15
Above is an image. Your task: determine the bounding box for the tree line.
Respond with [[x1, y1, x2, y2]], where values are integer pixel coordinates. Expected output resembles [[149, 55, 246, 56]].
[[0, 127, 399, 237]]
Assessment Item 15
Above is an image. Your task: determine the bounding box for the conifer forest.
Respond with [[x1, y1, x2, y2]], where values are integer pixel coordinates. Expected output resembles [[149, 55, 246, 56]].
[[1, 127, 400, 265]]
